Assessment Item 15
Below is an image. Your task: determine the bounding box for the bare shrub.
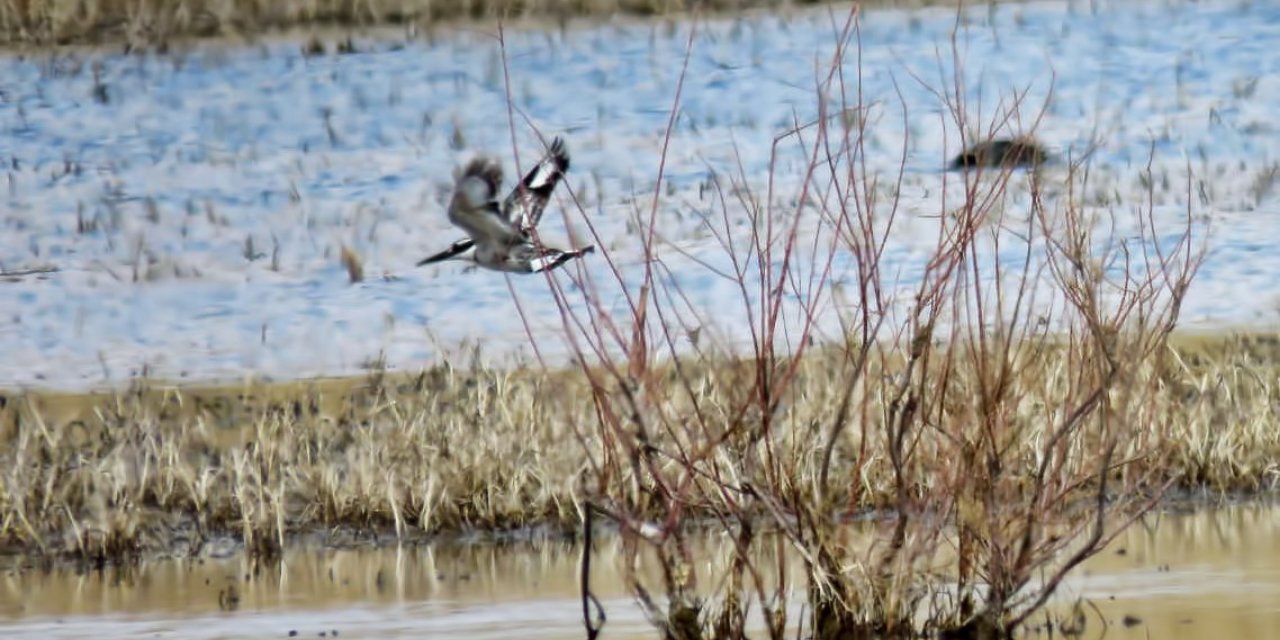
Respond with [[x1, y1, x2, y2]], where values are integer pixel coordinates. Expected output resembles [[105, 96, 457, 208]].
[[529, 5, 1204, 639]]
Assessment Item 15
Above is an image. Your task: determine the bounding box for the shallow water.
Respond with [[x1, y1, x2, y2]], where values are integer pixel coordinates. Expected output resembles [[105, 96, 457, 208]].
[[2, 505, 1278, 639], [1, 0, 1279, 390]]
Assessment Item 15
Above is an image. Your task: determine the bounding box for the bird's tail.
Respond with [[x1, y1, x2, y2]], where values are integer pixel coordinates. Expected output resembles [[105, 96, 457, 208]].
[[529, 245, 595, 273]]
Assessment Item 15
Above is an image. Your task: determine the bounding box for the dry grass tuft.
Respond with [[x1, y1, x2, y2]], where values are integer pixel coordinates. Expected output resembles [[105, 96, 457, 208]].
[[339, 243, 364, 283]]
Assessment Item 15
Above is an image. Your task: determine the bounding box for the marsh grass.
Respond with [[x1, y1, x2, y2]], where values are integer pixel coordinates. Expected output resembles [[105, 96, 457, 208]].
[[1, 332, 1277, 567], [0, 362, 598, 568], [0, 0, 986, 48]]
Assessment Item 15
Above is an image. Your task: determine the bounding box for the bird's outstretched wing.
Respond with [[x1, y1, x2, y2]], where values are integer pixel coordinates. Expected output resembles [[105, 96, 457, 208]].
[[503, 137, 571, 233], [447, 158, 524, 247]]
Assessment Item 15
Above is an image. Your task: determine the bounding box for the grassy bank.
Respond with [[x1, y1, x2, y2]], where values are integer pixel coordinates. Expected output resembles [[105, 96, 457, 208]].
[[0, 330, 1277, 568], [0, 0, 975, 48]]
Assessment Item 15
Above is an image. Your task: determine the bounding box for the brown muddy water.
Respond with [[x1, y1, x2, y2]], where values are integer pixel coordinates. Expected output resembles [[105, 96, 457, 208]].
[[2, 505, 1278, 639]]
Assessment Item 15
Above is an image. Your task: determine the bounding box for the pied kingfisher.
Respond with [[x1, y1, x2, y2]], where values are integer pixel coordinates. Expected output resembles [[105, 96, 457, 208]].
[[417, 137, 594, 274]]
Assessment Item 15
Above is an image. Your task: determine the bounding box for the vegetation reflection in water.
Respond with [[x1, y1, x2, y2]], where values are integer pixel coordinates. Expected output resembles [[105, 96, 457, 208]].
[[0, 505, 1276, 639]]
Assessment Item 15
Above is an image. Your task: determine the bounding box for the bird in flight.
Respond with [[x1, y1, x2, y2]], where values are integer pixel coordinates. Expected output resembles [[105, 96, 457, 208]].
[[417, 137, 594, 274]]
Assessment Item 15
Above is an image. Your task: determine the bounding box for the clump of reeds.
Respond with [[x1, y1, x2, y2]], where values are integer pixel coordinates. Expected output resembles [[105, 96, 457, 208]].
[[0, 362, 599, 568]]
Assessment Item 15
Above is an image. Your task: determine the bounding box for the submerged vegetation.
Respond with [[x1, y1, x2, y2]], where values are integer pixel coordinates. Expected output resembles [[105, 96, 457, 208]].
[[949, 137, 1051, 170]]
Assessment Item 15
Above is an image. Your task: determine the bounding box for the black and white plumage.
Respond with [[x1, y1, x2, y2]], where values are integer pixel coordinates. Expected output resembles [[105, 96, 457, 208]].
[[417, 137, 594, 274]]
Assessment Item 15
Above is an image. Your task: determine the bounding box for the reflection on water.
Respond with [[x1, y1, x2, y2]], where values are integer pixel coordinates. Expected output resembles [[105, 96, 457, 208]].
[[1, 506, 1278, 639], [0, 542, 654, 640], [1061, 504, 1280, 639]]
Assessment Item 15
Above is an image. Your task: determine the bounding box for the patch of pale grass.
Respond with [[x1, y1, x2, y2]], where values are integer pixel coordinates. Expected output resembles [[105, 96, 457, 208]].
[[0, 331, 1275, 567], [0, 362, 598, 566], [0, 0, 999, 48]]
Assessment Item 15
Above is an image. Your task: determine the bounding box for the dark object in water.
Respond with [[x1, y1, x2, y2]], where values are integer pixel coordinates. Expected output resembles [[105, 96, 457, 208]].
[[950, 137, 1049, 170]]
